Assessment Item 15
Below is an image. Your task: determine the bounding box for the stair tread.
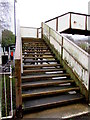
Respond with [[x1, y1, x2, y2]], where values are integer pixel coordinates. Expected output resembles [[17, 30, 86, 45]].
[[22, 79, 74, 85], [22, 73, 70, 80], [22, 85, 79, 96], [23, 64, 61, 68], [23, 53, 52, 56], [23, 56, 54, 59], [23, 45, 48, 49], [23, 45, 47, 47], [23, 60, 58, 63], [22, 38, 45, 43], [23, 48, 49, 50], [23, 68, 64, 74], [23, 93, 84, 110], [22, 79, 74, 88], [23, 50, 50, 53]]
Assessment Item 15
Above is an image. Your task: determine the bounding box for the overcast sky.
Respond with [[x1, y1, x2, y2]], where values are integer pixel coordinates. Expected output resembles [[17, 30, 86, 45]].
[[16, 0, 90, 27]]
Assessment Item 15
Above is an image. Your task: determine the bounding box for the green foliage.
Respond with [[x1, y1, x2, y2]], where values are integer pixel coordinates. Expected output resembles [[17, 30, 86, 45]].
[[2, 29, 15, 47], [79, 43, 87, 50]]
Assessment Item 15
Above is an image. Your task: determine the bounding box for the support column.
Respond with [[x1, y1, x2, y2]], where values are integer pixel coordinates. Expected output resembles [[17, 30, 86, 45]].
[[37, 28, 39, 38], [56, 18, 58, 31], [15, 59, 22, 118], [69, 13, 71, 28], [85, 16, 87, 31], [88, 56, 90, 104], [41, 22, 43, 39], [61, 37, 63, 60]]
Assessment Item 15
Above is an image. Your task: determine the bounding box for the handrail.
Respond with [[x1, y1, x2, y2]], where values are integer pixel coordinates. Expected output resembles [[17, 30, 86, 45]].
[[45, 12, 90, 33], [20, 26, 42, 38], [45, 12, 90, 23], [61, 34, 90, 58], [44, 23, 88, 71], [42, 23, 89, 92], [21, 26, 38, 29], [44, 23, 90, 58]]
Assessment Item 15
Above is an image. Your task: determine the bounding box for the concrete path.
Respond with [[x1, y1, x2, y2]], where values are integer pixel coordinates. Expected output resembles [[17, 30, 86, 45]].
[[23, 103, 90, 119]]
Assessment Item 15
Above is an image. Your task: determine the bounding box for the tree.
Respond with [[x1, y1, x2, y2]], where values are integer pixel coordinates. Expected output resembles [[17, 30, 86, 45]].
[[2, 29, 15, 47]]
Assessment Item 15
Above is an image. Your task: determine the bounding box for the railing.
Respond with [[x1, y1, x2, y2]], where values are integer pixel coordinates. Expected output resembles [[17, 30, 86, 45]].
[[14, 23, 41, 118], [45, 12, 90, 32], [21, 26, 41, 38], [1, 65, 13, 119], [42, 22, 90, 102], [15, 12, 90, 115]]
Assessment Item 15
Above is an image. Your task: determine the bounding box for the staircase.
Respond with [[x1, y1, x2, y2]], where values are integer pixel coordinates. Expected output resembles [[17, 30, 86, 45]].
[[21, 38, 85, 114]]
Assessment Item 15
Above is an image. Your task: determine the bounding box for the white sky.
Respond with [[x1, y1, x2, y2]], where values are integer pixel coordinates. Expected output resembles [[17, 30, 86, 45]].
[[16, 0, 90, 27]]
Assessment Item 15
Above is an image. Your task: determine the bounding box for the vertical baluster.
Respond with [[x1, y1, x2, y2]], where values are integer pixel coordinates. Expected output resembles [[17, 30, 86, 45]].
[[85, 16, 87, 31], [69, 13, 71, 29], [4, 73, 7, 117], [56, 17, 58, 31]]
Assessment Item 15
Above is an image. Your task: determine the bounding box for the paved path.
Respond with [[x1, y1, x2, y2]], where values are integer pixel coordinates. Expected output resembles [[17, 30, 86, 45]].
[[23, 103, 90, 119]]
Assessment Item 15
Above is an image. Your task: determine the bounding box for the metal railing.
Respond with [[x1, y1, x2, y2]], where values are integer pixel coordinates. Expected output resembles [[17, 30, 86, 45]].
[[42, 22, 90, 102], [1, 65, 13, 119], [45, 12, 90, 32]]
